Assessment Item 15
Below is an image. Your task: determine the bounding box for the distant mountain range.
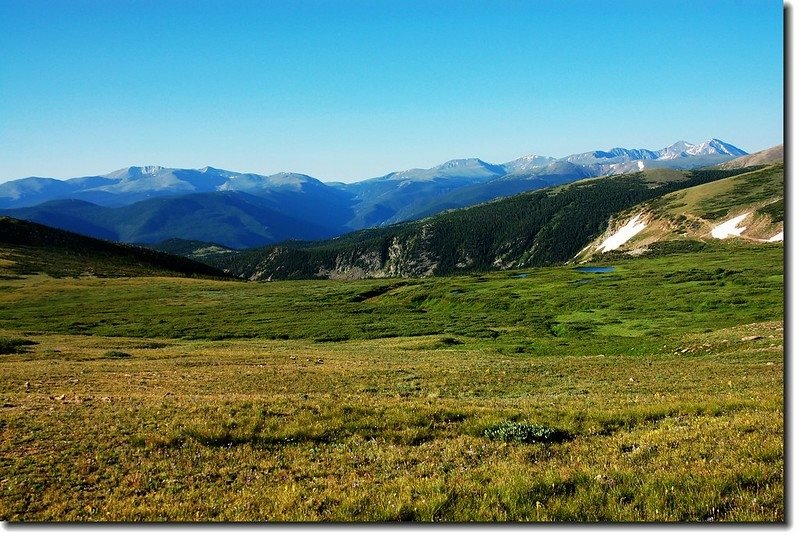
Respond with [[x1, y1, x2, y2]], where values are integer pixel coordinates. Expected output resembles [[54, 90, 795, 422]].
[[195, 162, 783, 281], [0, 144, 782, 282], [0, 139, 748, 248]]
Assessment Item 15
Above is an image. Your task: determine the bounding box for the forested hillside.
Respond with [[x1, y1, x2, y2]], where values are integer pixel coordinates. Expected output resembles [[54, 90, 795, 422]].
[[214, 168, 757, 280], [0, 217, 225, 278]]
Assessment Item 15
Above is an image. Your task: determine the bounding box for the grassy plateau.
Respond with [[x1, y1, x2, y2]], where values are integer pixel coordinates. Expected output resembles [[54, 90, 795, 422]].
[[0, 241, 784, 521]]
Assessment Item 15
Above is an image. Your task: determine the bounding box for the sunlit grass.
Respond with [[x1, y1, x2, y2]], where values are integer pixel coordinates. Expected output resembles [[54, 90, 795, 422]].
[[0, 243, 783, 521]]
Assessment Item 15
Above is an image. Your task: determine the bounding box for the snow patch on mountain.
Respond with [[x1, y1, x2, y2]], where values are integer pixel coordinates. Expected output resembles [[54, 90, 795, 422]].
[[599, 214, 647, 252], [711, 214, 749, 239], [767, 231, 783, 243]]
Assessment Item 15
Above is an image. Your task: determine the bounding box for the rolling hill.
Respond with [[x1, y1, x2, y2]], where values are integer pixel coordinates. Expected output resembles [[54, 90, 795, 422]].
[[576, 162, 784, 261], [716, 144, 783, 169], [0, 216, 226, 278], [1, 190, 353, 249]]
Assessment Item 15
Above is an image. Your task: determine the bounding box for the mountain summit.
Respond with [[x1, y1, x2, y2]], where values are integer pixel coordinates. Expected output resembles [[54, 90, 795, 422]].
[[546, 139, 748, 177], [0, 138, 754, 248], [658, 139, 746, 160]]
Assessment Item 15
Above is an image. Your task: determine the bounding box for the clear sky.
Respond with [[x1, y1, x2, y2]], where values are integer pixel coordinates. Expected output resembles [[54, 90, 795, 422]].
[[0, 0, 784, 183]]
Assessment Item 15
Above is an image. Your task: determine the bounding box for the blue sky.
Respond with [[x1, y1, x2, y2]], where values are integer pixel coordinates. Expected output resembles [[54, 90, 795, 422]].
[[0, 0, 784, 182]]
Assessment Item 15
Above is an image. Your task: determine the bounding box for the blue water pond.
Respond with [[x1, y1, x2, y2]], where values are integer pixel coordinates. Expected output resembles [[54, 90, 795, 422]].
[[574, 266, 615, 273]]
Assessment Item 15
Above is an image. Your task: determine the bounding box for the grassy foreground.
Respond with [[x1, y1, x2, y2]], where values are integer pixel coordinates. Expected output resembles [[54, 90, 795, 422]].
[[0, 242, 784, 521]]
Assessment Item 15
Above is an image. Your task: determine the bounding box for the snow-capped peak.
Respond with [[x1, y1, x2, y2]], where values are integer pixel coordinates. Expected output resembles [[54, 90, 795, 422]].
[[139, 165, 164, 175], [199, 166, 241, 178], [701, 138, 747, 156], [104, 165, 167, 180], [124, 165, 164, 176], [511, 154, 556, 165], [658, 141, 694, 160], [438, 158, 488, 169], [502, 154, 557, 174], [658, 139, 746, 160]]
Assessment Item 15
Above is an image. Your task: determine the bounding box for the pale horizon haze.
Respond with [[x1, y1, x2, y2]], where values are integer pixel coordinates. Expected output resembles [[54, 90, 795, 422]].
[[0, 0, 785, 184]]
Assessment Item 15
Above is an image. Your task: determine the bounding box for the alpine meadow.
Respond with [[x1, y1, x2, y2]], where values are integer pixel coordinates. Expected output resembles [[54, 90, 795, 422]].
[[0, 151, 784, 522], [0, 0, 785, 525]]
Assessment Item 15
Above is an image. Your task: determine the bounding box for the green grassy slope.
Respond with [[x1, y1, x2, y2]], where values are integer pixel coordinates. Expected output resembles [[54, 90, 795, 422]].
[[577, 163, 783, 262], [650, 163, 783, 221]]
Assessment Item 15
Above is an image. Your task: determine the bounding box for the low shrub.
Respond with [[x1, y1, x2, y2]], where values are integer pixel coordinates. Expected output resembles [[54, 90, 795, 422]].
[[0, 337, 36, 355], [103, 350, 131, 358]]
